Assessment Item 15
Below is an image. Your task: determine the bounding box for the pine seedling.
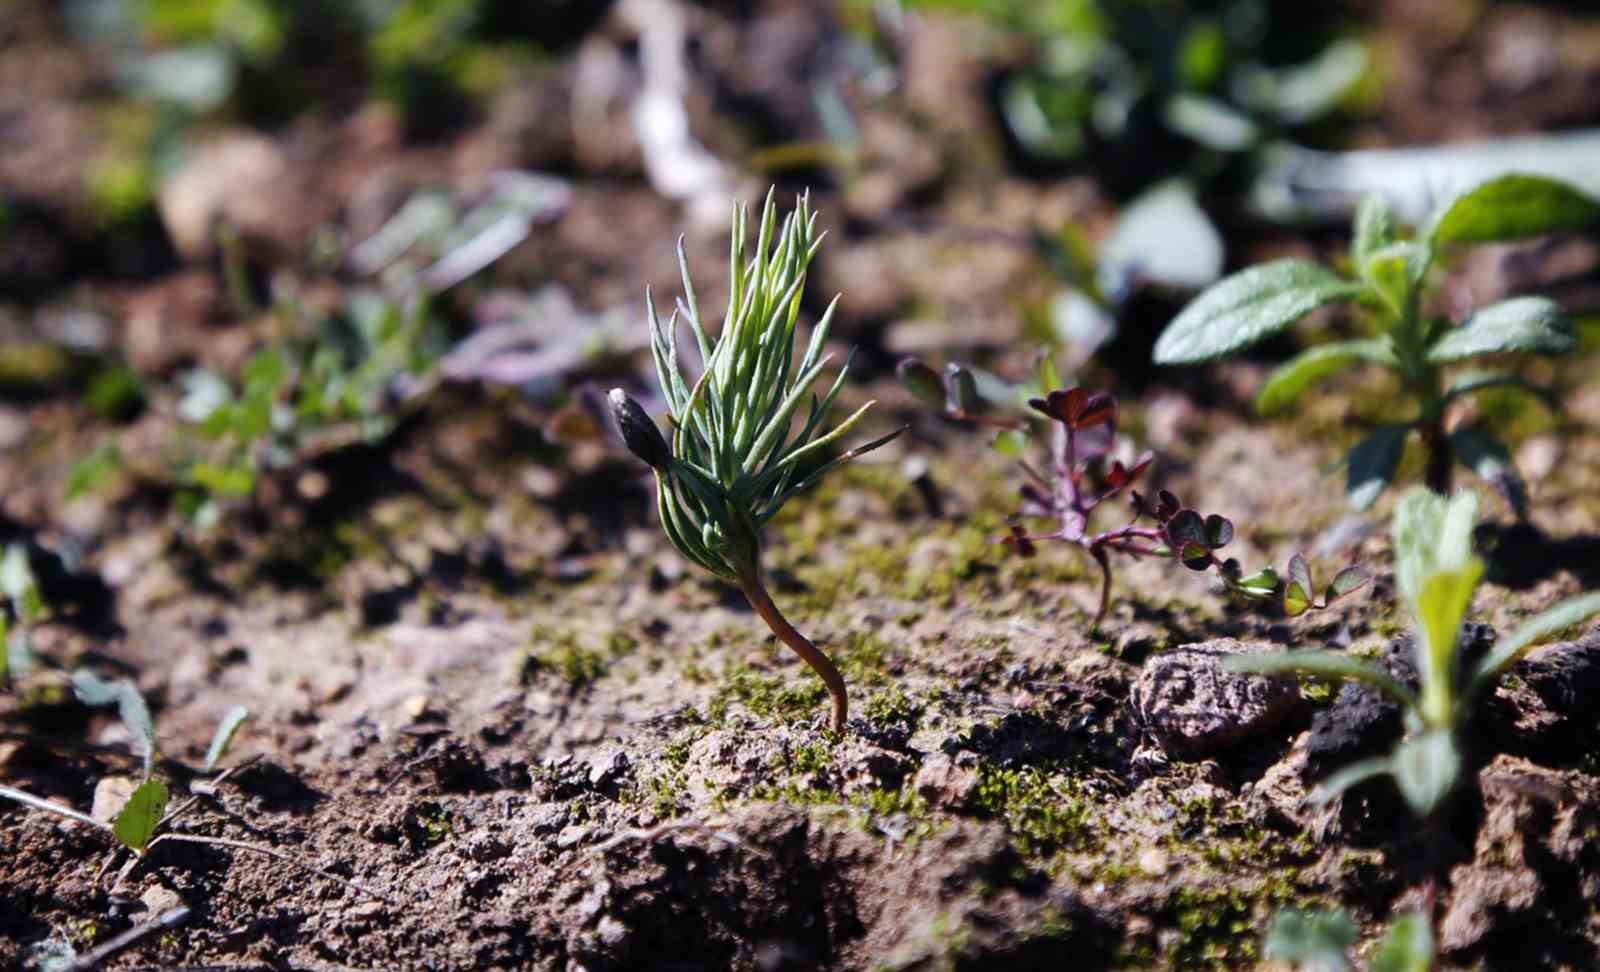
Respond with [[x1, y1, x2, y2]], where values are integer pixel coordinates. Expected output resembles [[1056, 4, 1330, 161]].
[[611, 191, 901, 732]]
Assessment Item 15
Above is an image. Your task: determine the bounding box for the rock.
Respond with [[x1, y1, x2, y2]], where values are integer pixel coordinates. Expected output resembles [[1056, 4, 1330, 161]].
[[912, 752, 979, 810], [401, 694, 433, 722], [467, 833, 512, 863], [348, 900, 387, 920], [587, 749, 630, 789], [1497, 629, 1600, 758], [556, 824, 592, 850], [1439, 755, 1597, 958], [1138, 847, 1170, 877], [1063, 650, 1137, 695], [688, 729, 772, 791], [91, 776, 140, 824], [139, 884, 183, 914], [595, 914, 628, 948], [1132, 639, 1306, 759], [158, 132, 310, 262]]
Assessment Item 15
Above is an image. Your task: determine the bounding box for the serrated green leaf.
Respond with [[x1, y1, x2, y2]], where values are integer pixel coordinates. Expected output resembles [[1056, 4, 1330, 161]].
[[1426, 296, 1575, 362], [1345, 425, 1409, 511], [5, 629, 34, 679], [178, 368, 233, 423], [188, 463, 256, 499], [1256, 339, 1395, 416], [1154, 260, 1362, 364], [1428, 173, 1600, 246], [1236, 37, 1368, 124], [1469, 591, 1600, 696], [1391, 728, 1460, 816], [242, 347, 289, 391], [1392, 488, 1475, 607], [66, 442, 124, 501], [204, 705, 250, 773], [112, 778, 169, 853], [1371, 912, 1435, 972], [1415, 562, 1482, 724], [1351, 194, 1398, 267], [1440, 369, 1556, 409], [1163, 92, 1259, 152], [1450, 425, 1528, 520]]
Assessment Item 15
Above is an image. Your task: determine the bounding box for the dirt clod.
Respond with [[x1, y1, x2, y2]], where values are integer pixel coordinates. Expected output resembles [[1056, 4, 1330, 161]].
[[1133, 639, 1307, 759]]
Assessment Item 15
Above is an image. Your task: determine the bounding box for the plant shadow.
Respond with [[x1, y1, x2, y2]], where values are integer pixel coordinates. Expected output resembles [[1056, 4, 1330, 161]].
[[1477, 522, 1600, 590]]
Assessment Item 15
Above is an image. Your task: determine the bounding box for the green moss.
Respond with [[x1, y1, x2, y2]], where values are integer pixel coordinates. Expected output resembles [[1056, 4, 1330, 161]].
[[864, 684, 925, 726], [971, 765, 1096, 858], [413, 803, 455, 846], [789, 740, 834, 777], [523, 631, 610, 688], [1166, 885, 1282, 969], [708, 663, 829, 725]]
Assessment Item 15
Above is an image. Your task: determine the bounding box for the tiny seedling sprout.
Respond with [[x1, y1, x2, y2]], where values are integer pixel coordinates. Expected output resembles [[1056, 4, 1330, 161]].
[[1232, 487, 1600, 818], [612, 190, 901, 732], [897, 369, 1369, 628]]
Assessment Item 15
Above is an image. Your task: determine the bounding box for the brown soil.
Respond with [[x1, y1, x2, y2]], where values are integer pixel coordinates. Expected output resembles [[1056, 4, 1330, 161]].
[[4, 1, 1600, 970]]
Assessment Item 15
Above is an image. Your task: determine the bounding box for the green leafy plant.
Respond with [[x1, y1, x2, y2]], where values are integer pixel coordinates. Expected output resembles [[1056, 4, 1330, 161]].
[[1265, 907, 1433, 972], [1154, 174, 1597, 511], [610, 191, 901, 732], [1232, 487, 1600, 818], [923, 0, 1368, 180], [164, 290, 442, 526]]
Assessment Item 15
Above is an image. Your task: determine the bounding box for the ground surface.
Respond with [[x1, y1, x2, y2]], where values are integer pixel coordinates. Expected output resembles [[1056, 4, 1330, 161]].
[[4, 1, 1600, 970]]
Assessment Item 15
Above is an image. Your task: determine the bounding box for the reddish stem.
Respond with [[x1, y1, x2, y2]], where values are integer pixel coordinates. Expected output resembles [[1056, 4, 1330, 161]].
[[739, 573, 848, 732]]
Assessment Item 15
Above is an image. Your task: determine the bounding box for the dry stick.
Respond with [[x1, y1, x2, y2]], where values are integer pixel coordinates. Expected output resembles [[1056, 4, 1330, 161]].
[[158, 754, 264, 830], [0, 784, 106, 829], [739, 573, 847, 732], [592, 819, 769, 859], [65, 905, 191, 972], [148, 833, 393, 904], [0, 780, 393, 905]]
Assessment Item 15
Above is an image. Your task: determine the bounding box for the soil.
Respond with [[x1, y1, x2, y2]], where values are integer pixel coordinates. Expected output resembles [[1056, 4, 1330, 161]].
[[4, 1, 1600, 970]]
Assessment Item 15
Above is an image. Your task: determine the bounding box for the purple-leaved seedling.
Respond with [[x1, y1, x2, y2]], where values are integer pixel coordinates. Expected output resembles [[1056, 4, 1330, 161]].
[[900, 365, 1369, 628]]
